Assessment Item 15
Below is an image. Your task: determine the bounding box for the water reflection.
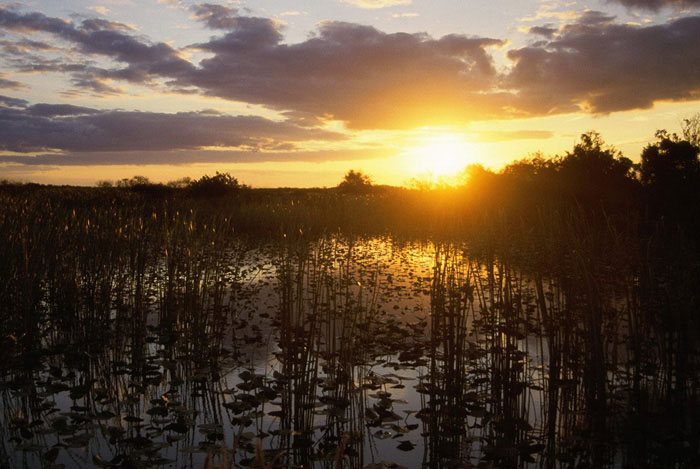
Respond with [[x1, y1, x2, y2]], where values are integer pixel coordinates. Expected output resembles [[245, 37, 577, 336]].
[[0, 236, 696, 468]]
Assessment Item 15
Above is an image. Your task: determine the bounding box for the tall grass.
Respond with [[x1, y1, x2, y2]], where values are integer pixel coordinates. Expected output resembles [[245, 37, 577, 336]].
[[0, 181, 699, 467]]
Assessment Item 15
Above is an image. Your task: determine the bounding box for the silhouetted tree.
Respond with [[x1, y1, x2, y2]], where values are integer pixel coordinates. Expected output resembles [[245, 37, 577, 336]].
[[557, 131, 637, 208], [459, 163, 496, 186], [640, 130, 700, 224], [187, 172, 242, 197], [167, 177, 192, 189], [499, 155, 559, 208], [636, 128, 700, 461], [114, 175, 171, 196], [640, 130, 700, 186], [491, 134, 637, 216], [681, 113, 700, 149], [337, 170, 372, 193], [116, 175, 151, 188], [457, 164, 499, 205]]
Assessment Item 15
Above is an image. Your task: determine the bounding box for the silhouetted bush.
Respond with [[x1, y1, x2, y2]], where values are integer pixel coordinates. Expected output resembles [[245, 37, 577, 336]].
[[337, 170, 372, 193], [640, 130, 700, 230], [187, 172, 242, 197]]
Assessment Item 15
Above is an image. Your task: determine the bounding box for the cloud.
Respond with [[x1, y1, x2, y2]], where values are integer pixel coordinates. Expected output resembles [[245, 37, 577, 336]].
[[506, 13, 700, 115], [79, 17, 133, 32], [0, 94, 27, 107], [0, 38, 55, 55], [0, 74, 24, 89], [67, 75, 124, 96], [191, 4, 242, 30], [25, 103, 101, 116], [527, 25, 557, 37], [0, 102, 343, 153], [3, 5, 699, 130], [0, 5, 194, 94], [183, 19, 504, 128], [520, 6, 581, 23], [0, 56, 126, 96], [607, 0, 700, 11], [2, 7, 504, 128], [341, 0, 412, 8], [87, 6, 109, 15], [191, 4, 284, 36], [0, 148, 389, 166]]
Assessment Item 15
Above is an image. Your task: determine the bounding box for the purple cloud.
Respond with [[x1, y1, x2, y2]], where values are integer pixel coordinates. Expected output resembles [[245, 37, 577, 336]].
[[0, 75, 23, 89], [0, 103, 343, 153], [506, 14, 700, 115], [0, 94, 27, 107], [0, 5, 194, 94], [181, 19, 504, 128], [0, 148, 386, 166], [607, 0, 700, 11], [1, 5, 699, 130]]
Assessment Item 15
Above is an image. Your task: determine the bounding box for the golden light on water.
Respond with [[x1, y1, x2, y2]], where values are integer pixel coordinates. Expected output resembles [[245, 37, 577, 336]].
[[405, 134, 476, 180]]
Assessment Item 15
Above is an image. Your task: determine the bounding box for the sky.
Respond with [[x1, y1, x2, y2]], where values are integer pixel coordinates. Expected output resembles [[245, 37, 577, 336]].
[[0, 0, 699, 187]]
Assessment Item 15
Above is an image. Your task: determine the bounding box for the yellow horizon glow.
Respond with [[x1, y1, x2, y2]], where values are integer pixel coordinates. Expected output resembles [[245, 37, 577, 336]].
[[404, 134, 477, 181]]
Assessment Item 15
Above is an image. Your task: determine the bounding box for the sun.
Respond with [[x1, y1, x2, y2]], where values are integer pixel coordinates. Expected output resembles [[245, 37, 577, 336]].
[[406, 134, 476, 179]]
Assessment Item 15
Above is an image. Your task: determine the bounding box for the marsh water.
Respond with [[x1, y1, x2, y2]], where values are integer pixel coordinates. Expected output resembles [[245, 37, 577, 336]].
[[2, 229, 682, 469]]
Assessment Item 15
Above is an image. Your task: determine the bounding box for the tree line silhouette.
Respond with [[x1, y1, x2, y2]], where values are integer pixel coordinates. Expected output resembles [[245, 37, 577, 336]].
[[1, 119, 700, 466], [2, 121, 700, 247]]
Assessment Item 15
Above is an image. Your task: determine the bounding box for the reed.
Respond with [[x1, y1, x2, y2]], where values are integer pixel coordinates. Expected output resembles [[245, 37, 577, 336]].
[[1, 161, 699, 468]]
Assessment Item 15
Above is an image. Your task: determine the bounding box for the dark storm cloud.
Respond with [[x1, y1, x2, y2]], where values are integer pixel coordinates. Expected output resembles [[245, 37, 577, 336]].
[[607, 0, 700, 11], [506, 14, 700, 115], [0, 104, 342, 153]]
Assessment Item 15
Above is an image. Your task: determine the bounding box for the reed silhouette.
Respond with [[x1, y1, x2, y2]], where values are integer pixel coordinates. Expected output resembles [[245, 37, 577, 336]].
[[1, 127, 699, 467]]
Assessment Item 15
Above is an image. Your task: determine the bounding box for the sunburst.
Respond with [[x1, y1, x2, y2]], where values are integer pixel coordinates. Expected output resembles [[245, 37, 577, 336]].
[[405, 134, 475, 179]]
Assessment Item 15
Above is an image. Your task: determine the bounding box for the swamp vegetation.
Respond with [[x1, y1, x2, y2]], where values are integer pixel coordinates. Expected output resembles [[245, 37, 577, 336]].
[[1, 130, 699, 468]]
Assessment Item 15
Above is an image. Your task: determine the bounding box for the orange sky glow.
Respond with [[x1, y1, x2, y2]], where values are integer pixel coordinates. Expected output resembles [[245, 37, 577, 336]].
[[0, 0, 699, 187]]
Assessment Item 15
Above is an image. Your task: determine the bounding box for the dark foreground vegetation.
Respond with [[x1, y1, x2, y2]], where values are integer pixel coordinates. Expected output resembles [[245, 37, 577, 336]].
[[1, 124, 699, 468]]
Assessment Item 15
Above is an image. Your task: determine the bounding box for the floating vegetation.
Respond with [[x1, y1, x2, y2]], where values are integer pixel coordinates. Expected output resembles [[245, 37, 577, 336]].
[[1, 178, 699, 468]]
